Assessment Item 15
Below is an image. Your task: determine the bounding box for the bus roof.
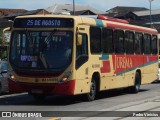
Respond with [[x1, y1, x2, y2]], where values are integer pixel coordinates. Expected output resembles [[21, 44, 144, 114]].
[[14, 14, 158, 35]]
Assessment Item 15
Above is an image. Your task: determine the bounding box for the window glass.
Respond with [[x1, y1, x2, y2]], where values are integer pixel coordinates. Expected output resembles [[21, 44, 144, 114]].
[[76, 34, 88, 69], [90, 26, 101, 54], [125, 31, 134, 54], [0, 61, 8, 72], [152, 35, 158, 54], [76, 35, 88, 58], [10, 30, 73, 70], [144, 34, 151, 54], [135, 33, 143, 54], [114, 30, 124, 54], [102, 28, 113, 53]]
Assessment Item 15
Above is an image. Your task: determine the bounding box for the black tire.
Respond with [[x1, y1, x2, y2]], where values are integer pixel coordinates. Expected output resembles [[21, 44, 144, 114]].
[[131, 72, 141, 93], [87, 77, 97, 101]]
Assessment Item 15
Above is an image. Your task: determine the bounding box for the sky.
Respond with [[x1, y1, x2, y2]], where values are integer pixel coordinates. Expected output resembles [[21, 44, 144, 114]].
[[0, 0, 159, 12]]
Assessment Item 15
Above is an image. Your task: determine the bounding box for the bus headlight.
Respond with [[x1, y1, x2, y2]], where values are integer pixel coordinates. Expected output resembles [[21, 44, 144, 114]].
[[9, 74, 15, 80], [60, 71, 72, 83]]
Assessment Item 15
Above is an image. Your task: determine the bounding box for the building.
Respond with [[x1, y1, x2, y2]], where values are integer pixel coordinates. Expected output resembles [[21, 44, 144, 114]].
[[46, 4, 105, 15], [106, 6, 148, 18], [70, 10, 97, 15], [0, 8, 28, 28], [105, 6, 160, 33], [0, 9, 50, 52], [134, 9, 160, 31], [4, 9, 50, 20], [0, 8, 27, 17], [104, 6, 149, 26]]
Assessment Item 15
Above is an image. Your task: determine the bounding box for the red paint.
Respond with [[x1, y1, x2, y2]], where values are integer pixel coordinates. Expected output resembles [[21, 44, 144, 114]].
[[101, 61, 111, 73], [15, 71, 63, 78], [112, 55, 158, 74], [97, 15, 129, 24], [8, 78, 24, 93], [107, 23, 158, 34], [8, 79, 76, 95]]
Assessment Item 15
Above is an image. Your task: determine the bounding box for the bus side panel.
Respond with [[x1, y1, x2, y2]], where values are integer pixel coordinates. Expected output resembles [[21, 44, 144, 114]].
[[126, 55, 144, 87], [99, 54, 115, 90], [112, 55, 135, 88], [75, 57, 94, 94], [141, 55, 158, 84]]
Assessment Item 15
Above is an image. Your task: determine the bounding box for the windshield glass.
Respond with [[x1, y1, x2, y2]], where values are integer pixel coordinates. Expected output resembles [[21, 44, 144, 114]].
[[10, 30, 73, 71]]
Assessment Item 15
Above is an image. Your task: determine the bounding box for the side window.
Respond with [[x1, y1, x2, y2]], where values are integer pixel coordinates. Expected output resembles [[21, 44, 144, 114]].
[[76, 34, 88, 58], [152, 35, 158, 54], [135, 33, 143, 54], [144, 34, 151, 54], [76, 34, 88, 69], [90, 26, 101, 54], [114, 30, 124, 54], [102, 28, 113, 53], [125, 31, 134, 54]]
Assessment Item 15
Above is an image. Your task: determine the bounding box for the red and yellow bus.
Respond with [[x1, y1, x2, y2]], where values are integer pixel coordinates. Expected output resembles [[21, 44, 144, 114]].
[[8, 15, 159, 101]]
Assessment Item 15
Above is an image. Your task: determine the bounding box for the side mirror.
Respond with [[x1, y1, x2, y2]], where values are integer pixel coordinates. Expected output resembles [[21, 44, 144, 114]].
[[3, 27, 11, 32], [77, 34, 82, 46]]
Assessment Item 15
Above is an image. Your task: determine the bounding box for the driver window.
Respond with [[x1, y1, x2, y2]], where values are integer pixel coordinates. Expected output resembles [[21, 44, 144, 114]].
[[76, 34, 88, 69], [76, 34, 88, 58]]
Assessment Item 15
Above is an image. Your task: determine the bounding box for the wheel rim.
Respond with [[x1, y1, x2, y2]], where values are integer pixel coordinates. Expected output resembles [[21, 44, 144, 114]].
[[90, 81, 96, 97], [136, 79, 140, 91], [135, 73, 140, 92], [88, 79, 96, 100]]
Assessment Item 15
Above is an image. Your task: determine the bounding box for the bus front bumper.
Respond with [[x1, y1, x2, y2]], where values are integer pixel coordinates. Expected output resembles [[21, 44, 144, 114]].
[[8, 79, 75, 95]]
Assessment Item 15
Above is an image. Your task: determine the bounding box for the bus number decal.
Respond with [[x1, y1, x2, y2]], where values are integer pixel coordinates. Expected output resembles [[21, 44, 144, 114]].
[[27, 20, 34, 26]]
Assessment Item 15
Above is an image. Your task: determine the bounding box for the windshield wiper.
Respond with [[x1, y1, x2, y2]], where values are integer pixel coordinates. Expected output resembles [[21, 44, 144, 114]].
[[40, 29, 57, 68], [41, 29, 57, 52]]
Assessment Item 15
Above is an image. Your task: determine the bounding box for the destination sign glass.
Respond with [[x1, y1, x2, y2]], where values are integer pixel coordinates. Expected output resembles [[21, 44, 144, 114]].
[[13, 18, 74, 28]]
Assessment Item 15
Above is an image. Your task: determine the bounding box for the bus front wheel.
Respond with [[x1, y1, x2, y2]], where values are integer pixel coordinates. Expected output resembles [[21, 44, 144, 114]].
[[87, 77, 97, 101]]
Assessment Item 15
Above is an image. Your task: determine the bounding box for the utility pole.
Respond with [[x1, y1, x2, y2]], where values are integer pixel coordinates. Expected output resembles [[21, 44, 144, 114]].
[[149, 0, 154, 28], [73, 0, 75, 15]]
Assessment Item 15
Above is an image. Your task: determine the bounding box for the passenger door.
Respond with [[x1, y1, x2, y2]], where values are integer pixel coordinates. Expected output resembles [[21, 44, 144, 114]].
[[74, 25, 90, 94]]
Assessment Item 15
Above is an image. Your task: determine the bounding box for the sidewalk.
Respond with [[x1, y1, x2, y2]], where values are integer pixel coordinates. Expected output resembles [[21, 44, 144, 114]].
[[58, 95, 160, 120]]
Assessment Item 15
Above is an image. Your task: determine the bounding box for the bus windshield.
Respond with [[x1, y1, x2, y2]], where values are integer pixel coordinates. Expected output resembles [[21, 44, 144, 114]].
[[10, 30, 73, 71]]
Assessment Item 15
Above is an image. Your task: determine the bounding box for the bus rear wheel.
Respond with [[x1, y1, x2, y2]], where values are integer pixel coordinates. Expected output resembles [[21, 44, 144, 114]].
[[131, 72, 141, 93], [87, 77, 97, 101]]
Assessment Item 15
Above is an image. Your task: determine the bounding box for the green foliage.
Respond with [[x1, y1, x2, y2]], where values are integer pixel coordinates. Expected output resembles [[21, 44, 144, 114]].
[[0, 50, 7, 59], [0, 29, 2, 45], [0, 29, 7, 59]]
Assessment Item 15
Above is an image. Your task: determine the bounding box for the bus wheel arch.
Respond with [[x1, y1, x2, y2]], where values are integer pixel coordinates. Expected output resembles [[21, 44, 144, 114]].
[[131, 70, 141, 93], [87, 72, 100, 101]]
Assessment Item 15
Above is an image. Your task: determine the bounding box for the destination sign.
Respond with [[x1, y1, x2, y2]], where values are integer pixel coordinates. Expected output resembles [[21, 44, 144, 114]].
[[13, 18, 74, 28]]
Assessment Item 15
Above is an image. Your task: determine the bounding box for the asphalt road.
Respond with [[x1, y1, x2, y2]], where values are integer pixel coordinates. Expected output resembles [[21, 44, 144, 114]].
[[0, 83, 160, 120], [0, 82, 160, 119]]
